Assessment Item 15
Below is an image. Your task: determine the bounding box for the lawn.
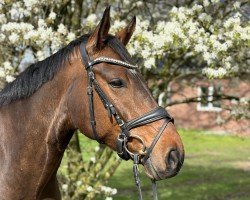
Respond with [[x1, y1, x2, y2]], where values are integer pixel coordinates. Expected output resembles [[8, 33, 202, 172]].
[[107, 130, 250, 200]]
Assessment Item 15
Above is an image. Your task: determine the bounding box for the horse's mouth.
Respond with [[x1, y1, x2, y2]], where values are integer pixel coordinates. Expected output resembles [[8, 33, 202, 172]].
[[143, 158, 182, 181]]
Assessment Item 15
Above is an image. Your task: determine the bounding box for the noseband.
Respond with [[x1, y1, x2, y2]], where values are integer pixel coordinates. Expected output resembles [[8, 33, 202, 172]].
[[80, 41, 174, 200]]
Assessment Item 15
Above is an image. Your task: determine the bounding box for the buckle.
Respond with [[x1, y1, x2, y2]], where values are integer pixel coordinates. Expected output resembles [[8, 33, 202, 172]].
[[87, 86, 93, 95], [118, 120, 125, 127], [109, 104, 116, 115], [88, 71, 95, 81], [116, 134, 130, 160]]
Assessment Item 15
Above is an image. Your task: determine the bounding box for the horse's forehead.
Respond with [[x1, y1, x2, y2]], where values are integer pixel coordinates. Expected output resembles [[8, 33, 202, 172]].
[[96, 45, 120, 58], [93, 47, 138, 76]]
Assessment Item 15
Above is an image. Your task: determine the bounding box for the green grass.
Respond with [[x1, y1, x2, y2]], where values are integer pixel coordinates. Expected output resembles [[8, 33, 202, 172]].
[[107, 130, 250, 200]]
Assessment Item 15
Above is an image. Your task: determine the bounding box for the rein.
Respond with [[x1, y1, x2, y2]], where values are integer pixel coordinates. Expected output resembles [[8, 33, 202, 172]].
[[79, 41, 174, 200]]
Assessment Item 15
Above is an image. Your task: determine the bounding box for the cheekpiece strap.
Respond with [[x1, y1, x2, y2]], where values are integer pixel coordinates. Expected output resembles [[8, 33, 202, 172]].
[[79, 41, 90, 69]]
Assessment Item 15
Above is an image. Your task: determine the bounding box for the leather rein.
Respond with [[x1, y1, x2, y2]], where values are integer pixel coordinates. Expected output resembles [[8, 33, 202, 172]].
[[79, 41, 174, 200]]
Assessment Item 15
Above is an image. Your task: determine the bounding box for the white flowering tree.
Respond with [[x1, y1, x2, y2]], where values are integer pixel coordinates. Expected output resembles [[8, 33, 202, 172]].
[[1, 0, 249, 115], [0, 0, 249, 199]]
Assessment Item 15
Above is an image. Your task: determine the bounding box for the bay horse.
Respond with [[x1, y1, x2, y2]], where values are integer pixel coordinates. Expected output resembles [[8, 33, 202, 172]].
[[0, 7, 184, 200]]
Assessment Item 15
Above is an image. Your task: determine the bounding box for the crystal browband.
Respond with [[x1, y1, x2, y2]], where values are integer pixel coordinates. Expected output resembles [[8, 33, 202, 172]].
[[88, 57, 138, 69]]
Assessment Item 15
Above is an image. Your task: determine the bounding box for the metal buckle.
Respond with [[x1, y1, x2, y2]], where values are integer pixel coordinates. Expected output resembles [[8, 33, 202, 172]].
[[118, 120, 125, 127], [116, 134, 130, 160], [87, 86, 93, 95], [88, 71, 95, 81], [88, 61, 93, 67], [108, 104, 116, 114]]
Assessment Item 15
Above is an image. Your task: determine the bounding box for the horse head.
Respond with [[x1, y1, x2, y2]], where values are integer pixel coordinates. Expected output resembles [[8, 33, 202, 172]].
[[70, 6, 184, 181]]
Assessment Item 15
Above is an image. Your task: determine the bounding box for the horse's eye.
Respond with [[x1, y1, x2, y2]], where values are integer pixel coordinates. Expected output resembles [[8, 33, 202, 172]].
[[109, 78, 124, 88]]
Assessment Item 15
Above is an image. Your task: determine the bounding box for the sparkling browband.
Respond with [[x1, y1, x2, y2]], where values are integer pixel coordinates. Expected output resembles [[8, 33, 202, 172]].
[[88, 57, 138, 69]]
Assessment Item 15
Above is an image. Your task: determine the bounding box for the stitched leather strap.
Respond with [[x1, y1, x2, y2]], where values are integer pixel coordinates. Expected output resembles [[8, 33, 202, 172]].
[[79, 41, 89, 69], [142, 120, 170, 164], [127, 107, 173, 130]]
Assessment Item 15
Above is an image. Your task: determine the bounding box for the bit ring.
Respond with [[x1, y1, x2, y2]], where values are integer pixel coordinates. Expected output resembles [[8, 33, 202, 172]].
[[124, 134, 147, 158]]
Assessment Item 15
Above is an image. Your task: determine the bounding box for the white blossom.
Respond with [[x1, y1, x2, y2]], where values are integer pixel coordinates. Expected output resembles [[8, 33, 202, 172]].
[[23, 0, 38, 8], [51, 37, 62, 53], [19, 48, 35, 72], [67, 32, 76, 41], [136, 1, 143, 7], [239, 97, 248, 105], [24, 30, 38, 40], [0, 68, 5, 78], [38, 19, 46, 27], [6, 75, 15, 83], [86, 14, 97, 25], [211, 0, 220, 3], [48, 11, 56, 20], [2, 22, 34, 33], [36, 51, 44, 61], [76, 180, 82, 186], [203, 0, 210, 7], [233, 2, 241, 9], [90, 157, 96, 163], [194, 43, 208, 53], [144, 57, 155, 69], [0, 1, 3, 10], [86, 186, 94, 192], [9, 8, 20, 20], [203, 67, 227, 78], [100, 186, 117, 195], [8, 33, 19, 43], [62, 184, 68, 191], [57, 23, 67, 35], [111, 188, 117, 195], [94, 146, 100, 152], [3, 61, 12, 70], [192, 5, 202, 12], [0, 33, 5, 42], [0, 14, 6, 24], [198, 13, 212, 22]]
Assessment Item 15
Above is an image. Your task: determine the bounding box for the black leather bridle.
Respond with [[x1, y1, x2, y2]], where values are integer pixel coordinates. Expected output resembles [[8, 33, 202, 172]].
[[79, 41, 174, 200]]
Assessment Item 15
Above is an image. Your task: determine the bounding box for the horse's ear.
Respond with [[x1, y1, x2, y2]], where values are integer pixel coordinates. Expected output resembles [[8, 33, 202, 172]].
[[87, 6, 111, 50], [116, 16, 136, 46]]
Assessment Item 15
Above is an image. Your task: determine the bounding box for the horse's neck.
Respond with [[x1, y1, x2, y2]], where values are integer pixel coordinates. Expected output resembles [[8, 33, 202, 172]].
[[0, 59, 83, 198]]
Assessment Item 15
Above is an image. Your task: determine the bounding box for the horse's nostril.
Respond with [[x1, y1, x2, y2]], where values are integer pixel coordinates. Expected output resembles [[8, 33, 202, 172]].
[[166, 149, 179, 170]]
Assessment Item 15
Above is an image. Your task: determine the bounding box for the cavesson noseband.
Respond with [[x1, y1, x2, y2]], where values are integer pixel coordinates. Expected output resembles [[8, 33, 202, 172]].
[[80, 41, 174, 200]]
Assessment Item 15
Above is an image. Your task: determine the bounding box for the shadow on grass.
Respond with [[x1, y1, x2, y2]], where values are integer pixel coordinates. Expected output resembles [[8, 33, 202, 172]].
[[107, 163, 250, 200]]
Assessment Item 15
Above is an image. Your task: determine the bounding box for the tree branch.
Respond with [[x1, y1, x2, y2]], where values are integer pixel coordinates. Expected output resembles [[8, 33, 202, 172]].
[[166, 94, 240, 107]]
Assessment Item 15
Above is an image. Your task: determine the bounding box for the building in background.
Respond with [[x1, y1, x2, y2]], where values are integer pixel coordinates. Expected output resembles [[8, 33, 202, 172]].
[[166, 78, 250, 136]]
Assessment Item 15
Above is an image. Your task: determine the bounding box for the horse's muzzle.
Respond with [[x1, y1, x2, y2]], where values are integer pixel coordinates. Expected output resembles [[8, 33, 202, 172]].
[[143, 149, 184, 181]]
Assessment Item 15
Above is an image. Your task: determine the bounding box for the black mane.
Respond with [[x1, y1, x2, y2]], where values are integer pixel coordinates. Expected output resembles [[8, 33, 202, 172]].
[[0, 35, 133, 106]]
